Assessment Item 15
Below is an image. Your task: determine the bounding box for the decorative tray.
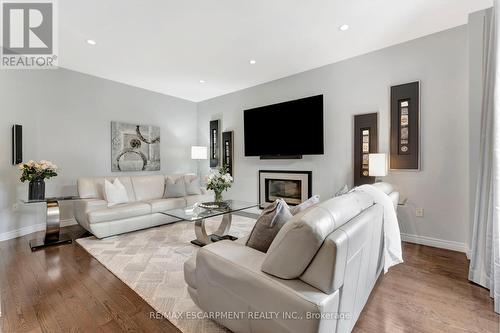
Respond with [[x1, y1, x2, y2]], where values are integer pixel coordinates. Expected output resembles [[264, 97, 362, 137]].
[[199, 201, 230, 210]]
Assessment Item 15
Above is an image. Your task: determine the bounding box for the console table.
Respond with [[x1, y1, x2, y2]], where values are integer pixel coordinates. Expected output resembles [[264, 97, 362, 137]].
[[22, 196, 79, 251]]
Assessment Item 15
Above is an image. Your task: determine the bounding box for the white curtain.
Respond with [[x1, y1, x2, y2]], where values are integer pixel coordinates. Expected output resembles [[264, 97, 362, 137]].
[[469, 1, 500, 314]]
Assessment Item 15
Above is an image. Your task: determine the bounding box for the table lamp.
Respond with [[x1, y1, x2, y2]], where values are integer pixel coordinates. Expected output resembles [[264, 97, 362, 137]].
[[191, 146, 208, 180], [369, 153, 388, 182]]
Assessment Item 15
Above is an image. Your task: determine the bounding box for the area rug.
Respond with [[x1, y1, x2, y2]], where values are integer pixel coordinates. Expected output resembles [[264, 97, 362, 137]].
[[76, 215, 256, 333]]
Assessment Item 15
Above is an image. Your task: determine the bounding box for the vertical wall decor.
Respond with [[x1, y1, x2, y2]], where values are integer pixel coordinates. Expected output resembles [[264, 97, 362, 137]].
[[354, 113, 378, 186], [222, 131, 233, 176], [209, 120, 220, 168], [111, 121, 160, 171], [12, 124, 22, 165], [390, 81, 420, 170]]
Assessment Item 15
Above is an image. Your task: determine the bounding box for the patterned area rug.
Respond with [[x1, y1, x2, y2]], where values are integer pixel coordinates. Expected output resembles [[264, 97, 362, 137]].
[[77, 215, 256, 333]]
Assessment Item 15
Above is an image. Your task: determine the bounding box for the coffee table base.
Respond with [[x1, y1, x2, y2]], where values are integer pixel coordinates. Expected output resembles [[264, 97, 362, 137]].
[[191, 213, 237, 246], [191, 234, 237, 247]]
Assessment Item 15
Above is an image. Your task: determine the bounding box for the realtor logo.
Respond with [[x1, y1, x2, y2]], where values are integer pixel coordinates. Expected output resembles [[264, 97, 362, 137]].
[[1, 0, 58, 68]]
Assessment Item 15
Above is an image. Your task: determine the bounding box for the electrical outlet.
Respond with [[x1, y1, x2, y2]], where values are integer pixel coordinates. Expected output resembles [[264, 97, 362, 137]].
[[416, 208, 424, 217]]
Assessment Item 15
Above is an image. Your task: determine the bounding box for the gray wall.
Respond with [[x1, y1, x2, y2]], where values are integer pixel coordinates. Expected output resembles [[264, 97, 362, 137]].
[[0, 68, 197, 238], [198, 26, 470, 249]]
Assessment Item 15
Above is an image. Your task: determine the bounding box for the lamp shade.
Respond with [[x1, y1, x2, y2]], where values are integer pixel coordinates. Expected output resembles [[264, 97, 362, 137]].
[[191, 146, 208, 160], [369, 153, 388, 177]]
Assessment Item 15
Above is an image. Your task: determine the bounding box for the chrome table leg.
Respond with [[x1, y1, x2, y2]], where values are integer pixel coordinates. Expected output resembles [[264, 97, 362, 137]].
[[29, 199, 72, 251], [191, 212, 237, 246]]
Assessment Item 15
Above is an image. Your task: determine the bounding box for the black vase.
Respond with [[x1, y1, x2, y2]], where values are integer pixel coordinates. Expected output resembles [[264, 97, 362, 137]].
[[29, 179, 45, 201]]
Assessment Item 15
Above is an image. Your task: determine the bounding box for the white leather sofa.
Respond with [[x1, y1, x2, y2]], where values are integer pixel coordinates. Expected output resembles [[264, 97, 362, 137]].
[[74, 174, 213, 238], [184, 183, 399, 333]]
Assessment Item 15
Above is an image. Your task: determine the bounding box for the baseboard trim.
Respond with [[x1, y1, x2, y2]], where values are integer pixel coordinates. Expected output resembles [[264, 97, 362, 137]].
[[0, 219, 77, 242], [0, 223, 45, 242], [401, 233, 467, 253]]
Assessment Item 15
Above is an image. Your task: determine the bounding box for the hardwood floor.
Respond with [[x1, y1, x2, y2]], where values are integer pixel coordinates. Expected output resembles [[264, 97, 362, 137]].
[[355, 243, 499, 333], [0, 225, 498, 332], [0, 225, 180, 333]]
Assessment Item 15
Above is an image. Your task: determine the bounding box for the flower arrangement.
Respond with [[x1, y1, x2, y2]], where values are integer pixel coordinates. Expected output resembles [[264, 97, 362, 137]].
[[19, 160, 58, 183], [206, 164, 233, 202]]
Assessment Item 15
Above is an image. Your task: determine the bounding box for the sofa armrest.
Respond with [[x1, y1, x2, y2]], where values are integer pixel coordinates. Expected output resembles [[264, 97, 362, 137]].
[[195, 241, 339, 333], [73, 199, 108, 231]]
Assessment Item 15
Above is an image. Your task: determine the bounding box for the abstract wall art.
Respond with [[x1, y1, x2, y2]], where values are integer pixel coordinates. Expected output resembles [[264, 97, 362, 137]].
[[111, 121, 160, 171]]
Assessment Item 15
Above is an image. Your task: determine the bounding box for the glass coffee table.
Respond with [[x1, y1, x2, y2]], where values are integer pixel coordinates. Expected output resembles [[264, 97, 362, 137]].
[[160, 200, 258, 246]]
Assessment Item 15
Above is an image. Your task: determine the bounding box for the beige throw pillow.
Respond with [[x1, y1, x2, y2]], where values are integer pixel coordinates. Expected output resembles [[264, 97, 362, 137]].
[[246, 199, 293, 253], [184, 175, 202, 195], [165, 176, 187, 198]]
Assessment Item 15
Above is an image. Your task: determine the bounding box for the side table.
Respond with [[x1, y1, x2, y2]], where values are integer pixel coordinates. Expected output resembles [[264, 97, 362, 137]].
[[21, 196, 79, 251]]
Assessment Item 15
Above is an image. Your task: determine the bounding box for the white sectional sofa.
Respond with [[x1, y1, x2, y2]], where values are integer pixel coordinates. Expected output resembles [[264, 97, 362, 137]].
[[74, 174, 213, 238], [184, 183, 399, 333]]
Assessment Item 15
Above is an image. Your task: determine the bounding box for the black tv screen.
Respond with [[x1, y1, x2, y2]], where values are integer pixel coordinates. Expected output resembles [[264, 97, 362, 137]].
[[244, 95, 324, 157]]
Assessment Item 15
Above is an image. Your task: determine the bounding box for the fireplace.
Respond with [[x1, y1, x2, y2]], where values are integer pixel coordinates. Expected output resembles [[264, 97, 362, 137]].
[[259, 170, 312, 209]]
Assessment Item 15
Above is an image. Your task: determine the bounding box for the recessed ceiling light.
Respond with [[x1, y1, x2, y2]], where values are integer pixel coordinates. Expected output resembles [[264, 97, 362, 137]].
[[249, 59, 256, 65], [199, 80, 206, 84], [339, 24, 349, 31], [86, 39, 97, 45]]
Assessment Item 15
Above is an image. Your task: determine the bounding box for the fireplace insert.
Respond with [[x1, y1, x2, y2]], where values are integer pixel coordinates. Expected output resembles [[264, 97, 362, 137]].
[[259, 170, 312, 209]]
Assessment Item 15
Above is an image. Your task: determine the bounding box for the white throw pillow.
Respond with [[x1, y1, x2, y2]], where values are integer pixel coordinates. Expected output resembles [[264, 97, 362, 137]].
[[335, 184, 349, 197], [290, 195, 320, 215], [104, 178, 129, 207]]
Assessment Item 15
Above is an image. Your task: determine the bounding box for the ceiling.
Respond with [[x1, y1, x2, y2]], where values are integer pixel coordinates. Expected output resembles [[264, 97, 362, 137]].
[[59, 0, 492, 102]]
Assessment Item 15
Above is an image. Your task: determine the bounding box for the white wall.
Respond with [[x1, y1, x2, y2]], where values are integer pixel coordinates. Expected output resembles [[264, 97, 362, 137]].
[[197, 26, 470, 250], [0, 68, 197, 238]]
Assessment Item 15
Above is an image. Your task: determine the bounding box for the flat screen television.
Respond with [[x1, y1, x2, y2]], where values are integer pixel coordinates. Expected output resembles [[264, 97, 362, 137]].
[[244, 95, 324, 158]]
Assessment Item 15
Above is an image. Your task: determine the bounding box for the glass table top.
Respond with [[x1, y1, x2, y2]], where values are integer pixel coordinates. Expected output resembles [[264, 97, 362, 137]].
[[160, 200, 258, 221], [21, 196, 80, 204]]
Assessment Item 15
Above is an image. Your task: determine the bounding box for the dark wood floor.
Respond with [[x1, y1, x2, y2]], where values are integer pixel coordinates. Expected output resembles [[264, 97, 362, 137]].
[[0, 225, 498, 332]]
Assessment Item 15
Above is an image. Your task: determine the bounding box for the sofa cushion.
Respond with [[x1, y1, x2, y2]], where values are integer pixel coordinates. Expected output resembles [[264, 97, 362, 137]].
[[261, 192, 373, 279], [184, 175, 202, 195], [131, 175, 165, 201], [88, 202, 152, 224], [78, 177, 106, 199], [165, 175, 187, 198], [147, 198, 186, 213]]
